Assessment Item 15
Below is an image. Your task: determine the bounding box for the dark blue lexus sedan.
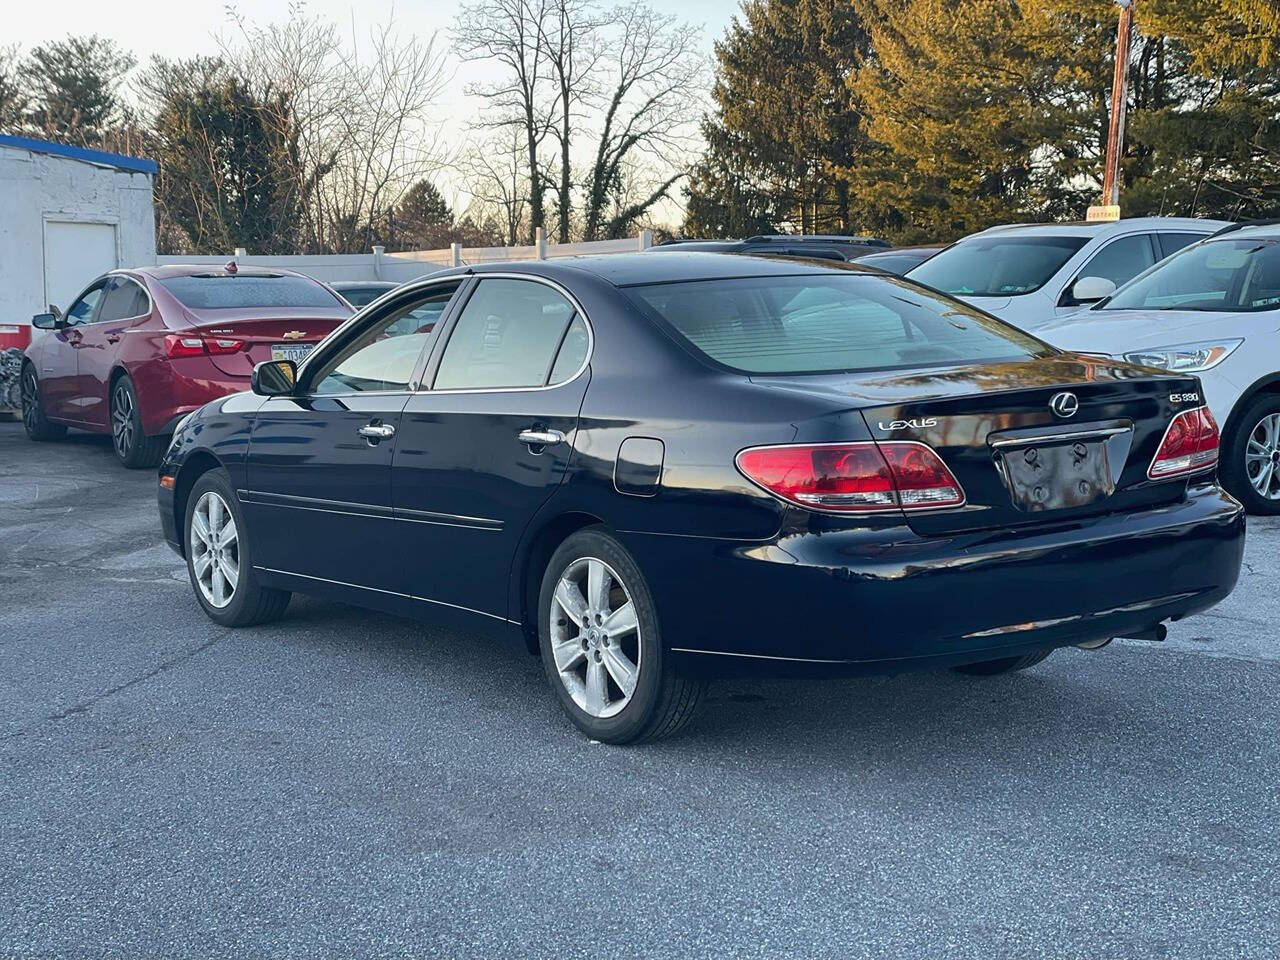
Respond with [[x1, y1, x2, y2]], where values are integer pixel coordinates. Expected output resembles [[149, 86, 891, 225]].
[[158, 254, 1245, 742]]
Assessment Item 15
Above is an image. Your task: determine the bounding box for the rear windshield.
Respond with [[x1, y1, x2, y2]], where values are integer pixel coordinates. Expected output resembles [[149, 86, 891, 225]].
[[627, 274, 1052, 375], [336, 285, 394, 307], [160, 275, 340, 310], [908, 235, 1089, 297], [1102, 238, 1280, 313]]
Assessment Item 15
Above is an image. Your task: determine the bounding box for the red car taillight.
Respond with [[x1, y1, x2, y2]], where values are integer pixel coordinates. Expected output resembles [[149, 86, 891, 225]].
[[1148, 406, 1219, 479], [164, 334, 245, 358], [735, 441, 964, 513]]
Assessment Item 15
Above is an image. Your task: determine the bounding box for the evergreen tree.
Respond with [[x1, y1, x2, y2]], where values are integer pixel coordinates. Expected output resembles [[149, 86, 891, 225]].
[[389, 180, 457, 250], [684, 0, 871, 237], [139, 57, 305, 255], [847, 0, 1109, 242], [20, 35, 135, 145], [1122, 0, 1280, 218]]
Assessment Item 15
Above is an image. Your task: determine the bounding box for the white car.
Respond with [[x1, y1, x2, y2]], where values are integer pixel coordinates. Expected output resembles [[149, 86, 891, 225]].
[[907, 217, 1228, 330], [1040, 222, 1280, 513]]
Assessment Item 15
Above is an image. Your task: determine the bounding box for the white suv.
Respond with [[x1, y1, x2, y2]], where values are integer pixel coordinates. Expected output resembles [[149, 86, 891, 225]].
[[1041, 223, 1280, 513], [906, 217, 1227, 330]]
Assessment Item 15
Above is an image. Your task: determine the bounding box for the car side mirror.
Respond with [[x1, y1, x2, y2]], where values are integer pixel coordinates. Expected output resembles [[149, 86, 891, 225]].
[[31, 312, 62, 330], [251, 359, 297, 396], [1071, 276, 1117, 304]]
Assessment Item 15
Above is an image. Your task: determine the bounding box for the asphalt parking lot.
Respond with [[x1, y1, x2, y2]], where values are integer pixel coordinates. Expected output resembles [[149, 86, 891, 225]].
[[2, 420, 1278, 959]]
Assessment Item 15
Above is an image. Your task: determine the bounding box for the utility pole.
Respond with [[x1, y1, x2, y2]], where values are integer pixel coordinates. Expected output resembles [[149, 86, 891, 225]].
[[1092, 0, 1134, 221]]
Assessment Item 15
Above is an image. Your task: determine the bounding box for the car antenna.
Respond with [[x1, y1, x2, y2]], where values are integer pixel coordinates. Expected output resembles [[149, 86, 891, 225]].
[[225, 259, 239, 275]]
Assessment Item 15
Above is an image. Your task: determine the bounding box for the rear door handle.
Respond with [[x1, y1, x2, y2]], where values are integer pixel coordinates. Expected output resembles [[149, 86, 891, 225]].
[[106, 332, 122, 343], [358, 423, 396, 441], [518, 429, 565, 447]]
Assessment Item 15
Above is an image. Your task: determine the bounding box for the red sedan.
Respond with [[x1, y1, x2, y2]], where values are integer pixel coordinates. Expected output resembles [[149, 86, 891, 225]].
[[20, 264, 352, 467]]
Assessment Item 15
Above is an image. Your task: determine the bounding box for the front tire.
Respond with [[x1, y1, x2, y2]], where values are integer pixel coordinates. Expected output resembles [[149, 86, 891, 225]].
[[20, 365, 67, 441], [184, 469, 291, 627], [111, 375, 167, 469], [1220, 395, 1280, 515], [538, 528, 705, 744]]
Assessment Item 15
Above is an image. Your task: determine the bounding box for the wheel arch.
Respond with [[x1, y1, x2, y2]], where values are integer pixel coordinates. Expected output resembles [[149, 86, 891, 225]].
[[171, 449, 226, 555], [1220, 372, 1280, 447], [513, 510, 606, 654]]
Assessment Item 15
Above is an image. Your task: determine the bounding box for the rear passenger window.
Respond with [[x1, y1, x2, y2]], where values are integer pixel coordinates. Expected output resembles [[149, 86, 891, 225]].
[[433, 279, 581, 390], [1075, 234, 1156, 289], [97, 279, 148, 322]]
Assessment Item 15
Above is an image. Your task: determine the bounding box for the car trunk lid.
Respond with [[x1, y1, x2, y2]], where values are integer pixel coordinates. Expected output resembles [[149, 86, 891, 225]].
[[181, 308, 350, 377], [754, 355, 1206, 535]]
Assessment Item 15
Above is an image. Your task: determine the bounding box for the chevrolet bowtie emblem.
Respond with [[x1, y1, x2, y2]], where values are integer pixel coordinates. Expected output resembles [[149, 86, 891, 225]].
[[281, 330, 307, 340]]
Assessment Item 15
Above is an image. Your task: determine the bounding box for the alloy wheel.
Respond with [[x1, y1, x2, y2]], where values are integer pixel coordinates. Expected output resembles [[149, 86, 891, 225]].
[[111, 383, 135, 459], [20, 368, 39, 435], [549, 556, 641, 719], [1245, 413, 1280, 500], [190, 491, 240, 608]]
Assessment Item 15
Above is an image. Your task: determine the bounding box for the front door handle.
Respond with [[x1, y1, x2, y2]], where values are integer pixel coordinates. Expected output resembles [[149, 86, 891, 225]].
[[358, 423, 396, 441], [518, 428, 565, 447]]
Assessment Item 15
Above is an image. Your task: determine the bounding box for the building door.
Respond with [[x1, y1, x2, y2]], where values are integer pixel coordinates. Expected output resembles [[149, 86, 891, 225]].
[[43, 221, 118, 314]]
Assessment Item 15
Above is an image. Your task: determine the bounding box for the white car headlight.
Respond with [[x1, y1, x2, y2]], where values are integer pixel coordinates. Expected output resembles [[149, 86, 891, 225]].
[[1122, 339, 1242, 372]]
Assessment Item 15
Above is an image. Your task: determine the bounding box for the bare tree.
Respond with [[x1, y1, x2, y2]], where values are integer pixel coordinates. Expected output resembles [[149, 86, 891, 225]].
[[456, 0, 701, 243], [223, 12, 451, 253], [0, 45, 27, 133], [455, 0, 554, 244], [460, 129, 530, 245], [581, 2, 701, 239], [539, 0, 607, 242]]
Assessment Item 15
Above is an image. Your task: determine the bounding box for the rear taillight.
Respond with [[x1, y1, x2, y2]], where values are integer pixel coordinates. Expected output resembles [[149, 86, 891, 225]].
[[1148, 406, 1219, 480], [735, 441, 964, 513], [164, 334, 245, 358], [204, 337, 244, 355]]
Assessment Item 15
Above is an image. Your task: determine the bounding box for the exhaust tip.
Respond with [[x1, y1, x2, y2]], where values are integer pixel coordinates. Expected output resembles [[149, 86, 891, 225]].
[[1075, 637, 1113, 650]]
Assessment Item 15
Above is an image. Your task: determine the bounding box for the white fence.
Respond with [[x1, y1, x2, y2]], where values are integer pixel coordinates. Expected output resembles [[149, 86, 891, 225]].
[[157, 229, 654, 285]]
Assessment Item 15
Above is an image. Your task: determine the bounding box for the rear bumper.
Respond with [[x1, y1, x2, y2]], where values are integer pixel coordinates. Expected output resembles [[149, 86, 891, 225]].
[[624, 484, 1245, 673], [133, 356, 249, 436]]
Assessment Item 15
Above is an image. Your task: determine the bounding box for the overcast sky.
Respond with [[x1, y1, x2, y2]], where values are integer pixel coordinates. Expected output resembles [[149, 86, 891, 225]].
[[9, 0, 739, 230]]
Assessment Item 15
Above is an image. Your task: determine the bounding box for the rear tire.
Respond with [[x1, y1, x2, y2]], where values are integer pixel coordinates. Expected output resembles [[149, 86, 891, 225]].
[[111, 375, 167, 469], [184, 469, 291, 627], [1220, 395, 1280, 515], [20, 365, 67, 441], [952, 649, 1053, 676], [538, 528, 705, 743]]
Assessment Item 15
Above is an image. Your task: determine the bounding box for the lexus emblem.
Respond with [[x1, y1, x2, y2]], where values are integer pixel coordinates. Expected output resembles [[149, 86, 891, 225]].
[[281, 330, 307, 340], [1049, 391, 1079, 418]]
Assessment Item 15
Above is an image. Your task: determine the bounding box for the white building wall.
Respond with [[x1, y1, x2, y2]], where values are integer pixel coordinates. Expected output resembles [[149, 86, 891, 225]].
[[0, 144, 156, 332]]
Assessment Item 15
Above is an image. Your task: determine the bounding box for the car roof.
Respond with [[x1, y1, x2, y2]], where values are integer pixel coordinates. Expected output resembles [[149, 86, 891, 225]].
[[135, 263, 325, 281], [972, 217, 1228, 239], [468, 251, 868, 287]]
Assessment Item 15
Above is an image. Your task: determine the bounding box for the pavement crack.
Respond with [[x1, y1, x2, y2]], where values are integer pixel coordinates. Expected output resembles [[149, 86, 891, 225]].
[[1, 637, 220, 741]]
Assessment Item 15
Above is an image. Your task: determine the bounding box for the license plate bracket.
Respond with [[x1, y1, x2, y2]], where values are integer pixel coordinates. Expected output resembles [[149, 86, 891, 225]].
[[997, 439, 1116, 512]]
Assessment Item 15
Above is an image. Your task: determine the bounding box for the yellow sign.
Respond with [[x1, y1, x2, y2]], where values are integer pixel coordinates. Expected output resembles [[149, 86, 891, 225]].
[[1087, 205, 1121, 223]]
